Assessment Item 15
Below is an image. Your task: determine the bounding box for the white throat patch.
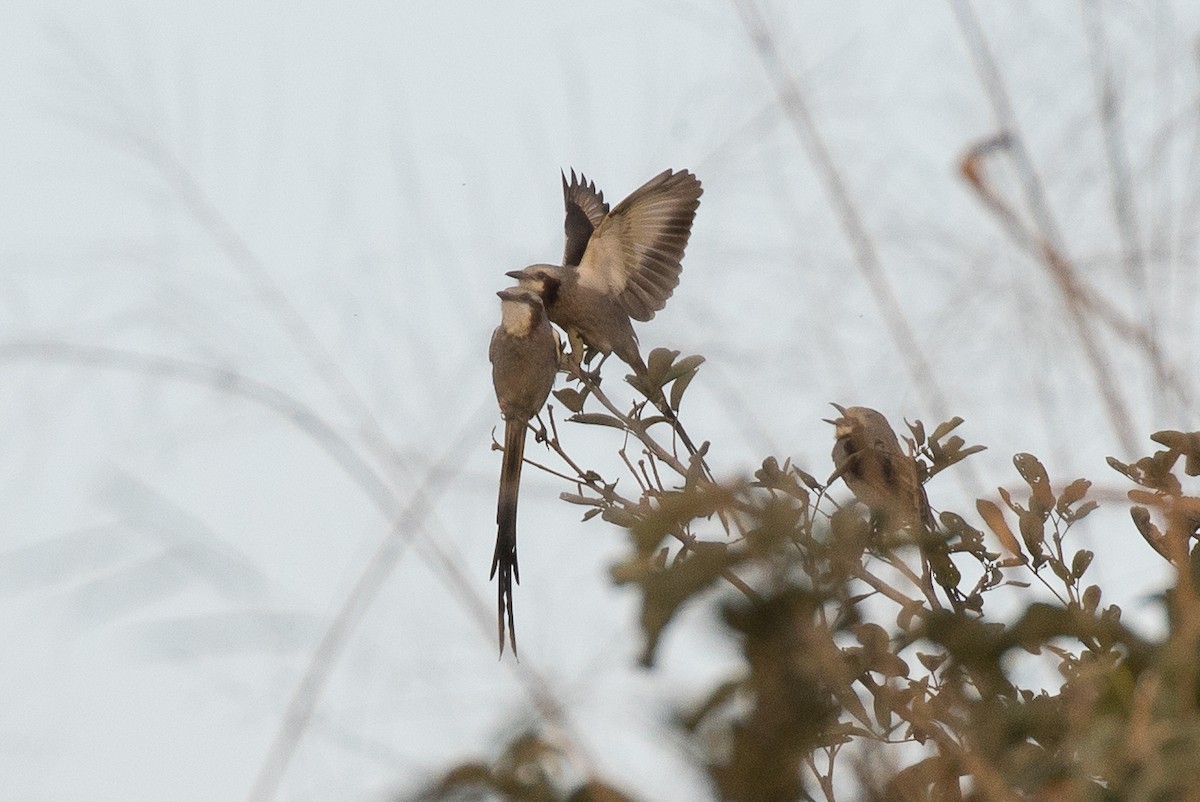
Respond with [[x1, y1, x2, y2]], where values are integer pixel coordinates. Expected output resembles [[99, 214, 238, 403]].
[[500, 299, 537, 336]]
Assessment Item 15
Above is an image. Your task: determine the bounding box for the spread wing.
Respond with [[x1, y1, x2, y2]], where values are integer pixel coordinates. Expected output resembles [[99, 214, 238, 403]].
[[562, 169, 609, 268], [575, 169, 702, 322]]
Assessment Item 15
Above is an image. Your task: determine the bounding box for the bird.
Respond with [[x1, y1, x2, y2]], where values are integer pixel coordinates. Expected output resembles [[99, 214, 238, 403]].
[[506, 168, 704, 456], [489, 286, 560, 656], [826, 404, 964, 609]]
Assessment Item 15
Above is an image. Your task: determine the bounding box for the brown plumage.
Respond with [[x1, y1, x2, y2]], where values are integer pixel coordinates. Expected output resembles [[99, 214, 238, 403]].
[[829, 405, 934, 534], [489, 287, 559, 656], [828, 404, 965, 609], [507, 168, 703, 454]]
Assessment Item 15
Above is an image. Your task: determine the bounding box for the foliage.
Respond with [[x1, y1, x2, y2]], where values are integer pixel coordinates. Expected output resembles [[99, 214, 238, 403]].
[[420, 351, 1200, 802]]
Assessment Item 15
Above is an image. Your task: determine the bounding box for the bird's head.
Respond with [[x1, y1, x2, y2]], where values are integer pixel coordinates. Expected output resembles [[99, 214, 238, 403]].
[[496, 286, 546, 336], [505, 265, 562, 305], [823, 402, 856, 440]]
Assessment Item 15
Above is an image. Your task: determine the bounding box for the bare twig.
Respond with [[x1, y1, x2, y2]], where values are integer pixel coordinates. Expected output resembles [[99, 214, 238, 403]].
[[948, 0, 1140, 454], [730, 0, 953, 423]]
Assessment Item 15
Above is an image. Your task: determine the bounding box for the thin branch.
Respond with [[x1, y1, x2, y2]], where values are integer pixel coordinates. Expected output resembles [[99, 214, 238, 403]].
[[1081, 0, 1149, 299], [730, 0, 953, 423], [948, 0, 1139, 454]]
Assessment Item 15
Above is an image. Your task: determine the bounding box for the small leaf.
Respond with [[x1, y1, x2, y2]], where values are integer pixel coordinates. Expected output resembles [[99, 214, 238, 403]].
[[854, 622, 889, 653], [907, 418, 926, 446], [917, 651, 946, 672], [1151, 430, 1200, 476], [581, 508, 602, 522], [1048, 557, 1070, 582], [976, 499, 1023, 558], [930, 417, 965, 443], [1106, 456, 1132, 479], [569, 412, 626, 430], [1071, 549, 1094, 579], [873, 685, 894, 733], [998, 485, 1020, 514], [663, 354, 705, 384], [560, 492, 603, 507], [1131, 507, 1168, 560], [668, 368, 697, 412], [644, 347, 679, 382], [792, 466, 824, 491], [896, 599, 924, 631], [1018, 510, 1046, 559], [601, 506, 641, 529], [1068, 500, 1099, 523], [1013, 453, 1054, 516], [552, 387, 587, 413], [1057, 478, 1091, 512], [1082, 584, 1101, 612], [1128, 489, 1159, 506]]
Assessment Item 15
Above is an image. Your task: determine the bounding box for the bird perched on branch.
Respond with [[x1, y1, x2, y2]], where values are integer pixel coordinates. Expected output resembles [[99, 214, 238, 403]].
[[489, 287, 559, 656], [826, 404, 964, 609], [507, 168, 703, 456]]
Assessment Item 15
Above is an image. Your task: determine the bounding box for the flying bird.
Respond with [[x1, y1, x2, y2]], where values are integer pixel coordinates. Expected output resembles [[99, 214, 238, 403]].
[[827, 404, 964, 609], [507, 168, 703, 455], [489, 287, 560, 656]]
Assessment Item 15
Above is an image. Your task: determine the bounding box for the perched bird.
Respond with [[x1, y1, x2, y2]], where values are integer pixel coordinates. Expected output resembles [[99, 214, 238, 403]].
[[828, 405, 934, 534], [507, 168, 703, 455], [827, 404, 964, 608], [489, 287, 560, 656]]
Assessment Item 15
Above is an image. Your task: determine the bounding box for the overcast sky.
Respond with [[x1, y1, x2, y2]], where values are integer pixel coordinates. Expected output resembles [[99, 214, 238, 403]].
[[2, 2, 1198, 799]]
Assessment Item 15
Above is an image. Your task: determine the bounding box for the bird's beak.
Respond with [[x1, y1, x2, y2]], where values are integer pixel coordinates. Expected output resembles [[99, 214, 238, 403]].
[[821, 418, 837, 426], [505, 269, 524, 280], [497, 288, 519, 301], [829, 402, 847, 415]]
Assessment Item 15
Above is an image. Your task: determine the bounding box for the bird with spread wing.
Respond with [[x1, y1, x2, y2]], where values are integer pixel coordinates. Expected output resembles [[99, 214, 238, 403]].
[[508, 168, 704, 456]]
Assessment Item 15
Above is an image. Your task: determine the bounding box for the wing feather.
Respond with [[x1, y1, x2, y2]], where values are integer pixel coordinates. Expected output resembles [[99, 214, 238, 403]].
[[576, 169, 702, 322], [562, 169, 609, 268]]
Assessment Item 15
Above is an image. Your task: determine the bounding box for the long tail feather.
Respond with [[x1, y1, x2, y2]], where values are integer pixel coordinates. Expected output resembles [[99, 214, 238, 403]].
[[492, 417, 527, 657]]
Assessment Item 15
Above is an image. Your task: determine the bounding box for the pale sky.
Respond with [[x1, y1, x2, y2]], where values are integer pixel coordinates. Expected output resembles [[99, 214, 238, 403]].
[[1, 1, 1197, 799]]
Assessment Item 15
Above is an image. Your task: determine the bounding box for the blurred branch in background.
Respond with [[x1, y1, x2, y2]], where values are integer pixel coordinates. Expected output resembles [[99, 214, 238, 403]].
[[428, 383, 1200, 799], [5, 2, 1200, 800]]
